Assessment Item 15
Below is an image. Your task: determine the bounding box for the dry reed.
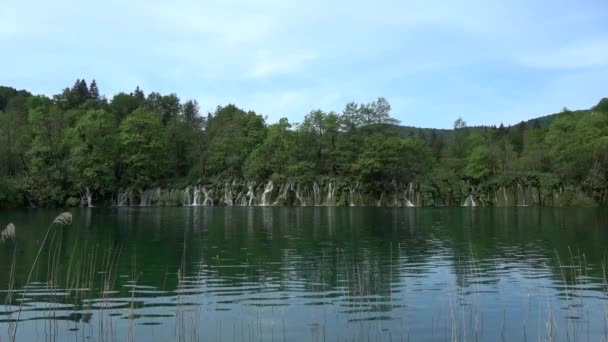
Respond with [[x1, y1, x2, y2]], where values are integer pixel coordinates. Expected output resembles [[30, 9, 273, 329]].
[[1, 223, 16, 243], [10, 212, 72, 342]]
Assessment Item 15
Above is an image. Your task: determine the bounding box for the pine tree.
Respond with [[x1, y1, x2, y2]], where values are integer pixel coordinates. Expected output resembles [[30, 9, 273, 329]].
[[89, 79, 100, 100], [132, 86, 145, 101], [76, 79, 89, 99]]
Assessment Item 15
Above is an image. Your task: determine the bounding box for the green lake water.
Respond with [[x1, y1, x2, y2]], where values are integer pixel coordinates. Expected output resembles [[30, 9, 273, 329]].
[[0, 207, 607, 341]]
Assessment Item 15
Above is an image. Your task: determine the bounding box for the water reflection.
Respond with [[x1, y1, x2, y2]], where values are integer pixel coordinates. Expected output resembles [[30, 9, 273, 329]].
[[0, 207, 606, 341]]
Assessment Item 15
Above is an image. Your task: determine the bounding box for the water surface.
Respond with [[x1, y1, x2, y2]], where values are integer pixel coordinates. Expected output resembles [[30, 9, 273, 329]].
[[0, 207, 607, 341]]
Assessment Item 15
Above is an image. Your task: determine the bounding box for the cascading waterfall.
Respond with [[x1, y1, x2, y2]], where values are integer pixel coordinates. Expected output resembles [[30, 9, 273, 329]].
[[115, 189, 132, 206], [260, 180, 274, 206], [246, 182, 256, 206], [325, 181, 336, 206], [463, 195, 477, 207], [313, 182, 322, 206], [462, 181, 477, 207], [223, 182, 234, 206], [377, 192, 385, 206], [202, 187, 213, 206], [80, 187, 93, 207], [348, 181, 364, 206], [294, 184, 306, 206], [272, 182, 292, 205], [516, 183, 527, 206], [403, 192, 415, 207], [192, 187, 201, 206], [349, 186, 357, 206], [139, 188, 160, 206], [403, 182, 416, 207], [182, 187, 192, 206]]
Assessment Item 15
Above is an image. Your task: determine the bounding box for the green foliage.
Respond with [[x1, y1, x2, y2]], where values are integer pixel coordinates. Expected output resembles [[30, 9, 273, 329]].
[[203, 105, 266, 178], [0, 178, 22, 207], [66, 109, 118, 193], [465, 146, 495, 180], [0, 78, 606, 207], [119, 109, 169, 188]]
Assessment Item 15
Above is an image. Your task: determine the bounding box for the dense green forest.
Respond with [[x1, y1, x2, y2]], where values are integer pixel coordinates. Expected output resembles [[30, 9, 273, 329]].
[[1, 80, 607, 208]]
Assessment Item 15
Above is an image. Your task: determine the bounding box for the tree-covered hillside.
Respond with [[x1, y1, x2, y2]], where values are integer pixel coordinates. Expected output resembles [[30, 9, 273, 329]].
[[1, 80, 606, 208]]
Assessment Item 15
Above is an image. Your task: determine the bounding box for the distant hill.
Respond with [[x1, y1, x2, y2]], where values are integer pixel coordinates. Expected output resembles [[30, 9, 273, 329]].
[[397, 99, 608, 142]]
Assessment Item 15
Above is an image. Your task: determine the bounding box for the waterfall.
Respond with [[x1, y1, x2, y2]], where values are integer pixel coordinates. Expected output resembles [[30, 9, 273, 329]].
[[182, 187, 192, 206], [260, 180, 274, 206], [402, 191, 415, 207], [139, 188, 160, 206], [349, 187, 356, 206], [202, 186, 213, 206], [294, 184, 306, 206], [115, 190, 125, 206], [377, 192, 384, 206], [273, 182, 292, 205], [246, 182, 256, 206], [192, 186, 201, 206], [223, 182, 234, 206], [462, 195, 477, 207], [86, 187, 93, 207], [325, 182, 336, 206], [115, 189, 132, 206], [348, 181, 362, 206], [80, 187, 94, 207], [402, 182, 415, 207], [516, 183, 527, 206], [313, 182, 322, 206]]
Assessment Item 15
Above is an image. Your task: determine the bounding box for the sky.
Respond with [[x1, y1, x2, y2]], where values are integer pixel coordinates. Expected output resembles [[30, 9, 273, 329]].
[[1, 0, 607, 128]]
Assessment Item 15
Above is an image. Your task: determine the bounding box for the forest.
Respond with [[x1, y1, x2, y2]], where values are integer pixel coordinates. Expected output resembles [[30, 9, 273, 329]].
[[0, 79, 607, 208]]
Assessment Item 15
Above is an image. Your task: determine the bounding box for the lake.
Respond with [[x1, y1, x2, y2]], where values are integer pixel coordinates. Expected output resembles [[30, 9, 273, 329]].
[[0, 207, 607, 341]]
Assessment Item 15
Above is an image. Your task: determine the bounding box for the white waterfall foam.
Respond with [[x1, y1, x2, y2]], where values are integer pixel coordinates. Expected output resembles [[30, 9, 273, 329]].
[[294, 184, 305, 205], [192, 186, 201, 206], [260, 180, 274, 206], [80, 187, 94, 207], [139, 188, 160, 206], [462, 195, 477, 207], [182, 187, 192, 206], [223, 182, 234, 206], [313, 182, 322, 206], [246, 182, 256, 206], [402, 191, 415, 207], [202, 186, 213, 206], [272, 182, 292, 205], [115, 189, 132, 206], [517, 183, 528, 206], [325, 182, 335, 206], [377, 192, 384, 206]]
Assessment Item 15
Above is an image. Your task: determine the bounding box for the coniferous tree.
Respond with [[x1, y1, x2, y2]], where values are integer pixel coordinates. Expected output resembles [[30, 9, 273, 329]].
[[89, 79, 100, 100]]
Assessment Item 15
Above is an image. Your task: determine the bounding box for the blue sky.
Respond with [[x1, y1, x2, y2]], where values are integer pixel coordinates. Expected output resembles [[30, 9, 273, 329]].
[[1, 0, 607, 128]]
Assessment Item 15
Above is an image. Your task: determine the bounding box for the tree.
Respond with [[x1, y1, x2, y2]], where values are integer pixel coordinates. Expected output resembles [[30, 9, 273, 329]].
[[66, 109, 118, 194], [110, 92, 143, 121], [182, 99, 202, 126], [146, 92, 181, 125], [244, 118, 294, 180], [119, 109, 169, 188], [203, 105, 266, 178], [25, 98, 70, 206], [89, 79, 100, 100]]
